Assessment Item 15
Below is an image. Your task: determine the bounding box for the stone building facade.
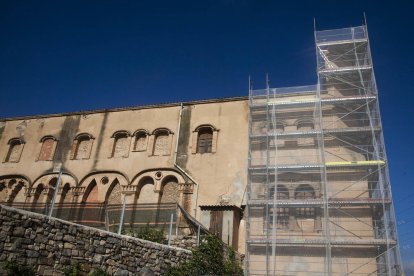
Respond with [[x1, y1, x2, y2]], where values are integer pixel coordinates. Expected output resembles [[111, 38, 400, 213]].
[[0, 22, 403, 276], [0, 97, 249, 251]]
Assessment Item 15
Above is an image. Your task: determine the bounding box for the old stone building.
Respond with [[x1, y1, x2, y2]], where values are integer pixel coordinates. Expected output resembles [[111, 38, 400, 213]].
[[0, 97, 249, 251], [0, 22, 404, 275]]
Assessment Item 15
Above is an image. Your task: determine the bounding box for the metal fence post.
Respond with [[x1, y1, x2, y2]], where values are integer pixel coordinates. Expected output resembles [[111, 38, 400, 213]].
[[117, 194, 127, 235], [197, 224, 201, 246], [168, 213, 174, 246], [48, 169, 62, 218]]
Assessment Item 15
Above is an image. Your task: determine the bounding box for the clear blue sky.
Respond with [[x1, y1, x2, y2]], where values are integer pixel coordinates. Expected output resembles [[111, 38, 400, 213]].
[[1, 0, 413, 272]]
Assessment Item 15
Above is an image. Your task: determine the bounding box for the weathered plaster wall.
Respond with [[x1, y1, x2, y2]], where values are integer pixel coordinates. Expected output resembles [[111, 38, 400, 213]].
[[0, 205, 191, 275], [0, 99, 249, 208], [0, 98, 249, 251]]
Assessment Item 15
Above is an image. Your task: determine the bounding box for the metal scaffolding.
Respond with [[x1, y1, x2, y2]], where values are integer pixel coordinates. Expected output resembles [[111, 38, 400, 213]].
[[246, 25, 403, 275]]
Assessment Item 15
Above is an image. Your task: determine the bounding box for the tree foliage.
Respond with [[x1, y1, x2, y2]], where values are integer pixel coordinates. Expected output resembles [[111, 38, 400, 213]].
[[2, 261, 35, 276], [63, 262, 108, 276], [165, 234, 243, 276]]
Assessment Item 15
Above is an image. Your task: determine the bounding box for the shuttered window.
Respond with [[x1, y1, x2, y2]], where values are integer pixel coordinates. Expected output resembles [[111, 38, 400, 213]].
[[197, 128, 213, 154]]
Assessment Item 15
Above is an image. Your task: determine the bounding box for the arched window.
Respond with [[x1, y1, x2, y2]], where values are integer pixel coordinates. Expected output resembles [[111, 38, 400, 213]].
[[269, 185, 289, 199], [7, 181, 26, 204], [5, 138, 24, 163], [82, 180, 99, 203], [275, 122, 285, 133], [133, 130, 148, 152], [297, 119, 314, 131], [297, 119, 315, 146], [38, 136, 57, 161], [32, 184, 45, 206], [160, 176, 179, 203], [59, 183, 71, 204], [197, 127, 213, 154], [71, 134, 94, 160], [192, 125, 218, 154], [0, 181, 6, 201], [269, 185, 289, 229], [137, 177, 156, 204], [153, 129, 171, 156], [295, 185, 316, 218], [111, 131, 130, 158]]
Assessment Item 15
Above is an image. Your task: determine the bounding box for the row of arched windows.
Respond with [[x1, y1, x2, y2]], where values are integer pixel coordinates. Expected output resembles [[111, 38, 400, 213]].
[[3, 125, 217, 163], [0, 171, 183, 231], [269, 184, 317, 230], [255, 118, 315, 135], [273, 118, 315, 133]]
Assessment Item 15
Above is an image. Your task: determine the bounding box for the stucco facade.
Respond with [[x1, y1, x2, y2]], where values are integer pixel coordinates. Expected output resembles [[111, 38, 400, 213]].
[[0, 97, 249, 251]]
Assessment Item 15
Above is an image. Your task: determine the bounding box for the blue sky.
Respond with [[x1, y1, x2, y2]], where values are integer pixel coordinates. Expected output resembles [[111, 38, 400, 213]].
[[1, 0, 413, 272]]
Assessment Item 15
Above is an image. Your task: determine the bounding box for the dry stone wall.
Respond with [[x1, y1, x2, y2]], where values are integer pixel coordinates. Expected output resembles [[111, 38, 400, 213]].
[[0, 205, 191, 275]]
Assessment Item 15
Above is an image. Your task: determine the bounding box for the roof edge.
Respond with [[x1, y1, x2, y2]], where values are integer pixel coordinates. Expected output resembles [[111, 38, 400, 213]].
[[0, 96, 248, 122]]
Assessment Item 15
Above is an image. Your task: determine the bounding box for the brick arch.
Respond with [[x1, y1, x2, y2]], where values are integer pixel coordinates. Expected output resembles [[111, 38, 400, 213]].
[[76, 171, 127, 230], [0, 175, 31, 205], [32, 173, 77, 190], [130, 168, 185, 187], [78, 171, 128, 203], [31, 173, 77, 204], [194, 124, 218, 132]]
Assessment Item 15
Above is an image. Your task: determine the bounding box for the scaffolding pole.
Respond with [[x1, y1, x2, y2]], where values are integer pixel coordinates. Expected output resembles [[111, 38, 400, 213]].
[[246, 23, 403, 275]]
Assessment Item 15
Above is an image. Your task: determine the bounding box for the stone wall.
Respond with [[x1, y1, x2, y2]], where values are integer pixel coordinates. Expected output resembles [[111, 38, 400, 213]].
[[169, 235, 198, 250], [0, 205, 191, 275]]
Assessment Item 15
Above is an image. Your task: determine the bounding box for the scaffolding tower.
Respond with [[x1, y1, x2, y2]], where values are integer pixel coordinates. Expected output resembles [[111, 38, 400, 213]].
[[246, 25, 403, 275]]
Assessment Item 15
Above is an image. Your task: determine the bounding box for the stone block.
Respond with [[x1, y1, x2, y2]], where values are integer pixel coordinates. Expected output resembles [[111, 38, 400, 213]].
[[92, 254, 103, 263], [63, 235, 74, 242], [12, 227, 25, 237]]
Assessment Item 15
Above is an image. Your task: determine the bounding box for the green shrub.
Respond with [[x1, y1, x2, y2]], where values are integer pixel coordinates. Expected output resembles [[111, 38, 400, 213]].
[[88, 268, 108, 276], [165, 234, 243, 276], [224, 247, 244, 275], [125, 223, 166, 244], [3, 260, 35, 276], [63, 262, 82, 276]]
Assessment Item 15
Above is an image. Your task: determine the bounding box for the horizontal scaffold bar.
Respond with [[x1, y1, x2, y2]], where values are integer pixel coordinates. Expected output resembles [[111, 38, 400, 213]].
[[249, 95, 376, 109], [318, 65, 372, 74], [248, 160, 386, 171], [247, 238, 396, 246], [325, 160, 386, 167], [247, 197, 391, 207], [316, 38, 368, 47], [249, 126, 380, 138]]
